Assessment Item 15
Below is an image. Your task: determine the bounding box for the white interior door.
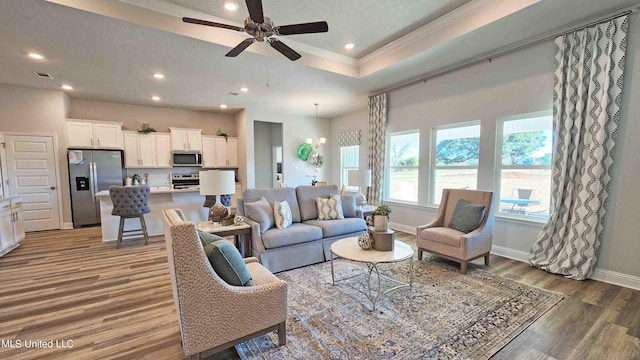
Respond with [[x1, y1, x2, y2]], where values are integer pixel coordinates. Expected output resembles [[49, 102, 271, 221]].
[[4, 134, 61, 231]]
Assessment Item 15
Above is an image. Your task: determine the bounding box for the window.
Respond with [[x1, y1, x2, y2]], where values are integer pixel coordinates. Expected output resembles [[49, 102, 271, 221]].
[[431, 122, 480, 205], [496, 111, 552, 217], [386, 130, 420, 202], [340, 145, 359, 191]]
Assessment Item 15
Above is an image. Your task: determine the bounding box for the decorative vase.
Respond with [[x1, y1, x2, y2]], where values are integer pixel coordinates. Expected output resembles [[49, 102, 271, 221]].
[[373, 215, 389, 231], [358, 233, 374, 250]]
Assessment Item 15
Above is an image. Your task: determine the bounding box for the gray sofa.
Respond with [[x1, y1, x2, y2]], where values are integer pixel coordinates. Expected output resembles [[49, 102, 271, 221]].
[[237, 185, 367, 273]]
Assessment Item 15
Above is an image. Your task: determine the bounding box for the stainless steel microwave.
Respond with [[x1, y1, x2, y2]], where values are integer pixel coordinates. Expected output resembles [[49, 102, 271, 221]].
[[172, 152, 202, 167]]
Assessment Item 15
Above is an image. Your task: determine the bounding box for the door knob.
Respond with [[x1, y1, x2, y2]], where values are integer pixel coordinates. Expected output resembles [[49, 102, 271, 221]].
[[50, 186, 56, 190]]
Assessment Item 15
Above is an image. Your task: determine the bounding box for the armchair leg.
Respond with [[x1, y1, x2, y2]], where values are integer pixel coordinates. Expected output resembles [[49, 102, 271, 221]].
[[484, 254, 490, 266], [278, 321, 287, 346], [460, 261, 468, 275], [418, 248, 423, 261]]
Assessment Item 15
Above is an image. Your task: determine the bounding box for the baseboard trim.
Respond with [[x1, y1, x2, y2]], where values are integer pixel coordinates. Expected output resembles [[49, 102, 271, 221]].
[[491, 245, 640, 291], [62, 222, 74, 230], [389, 222, 416, 235]]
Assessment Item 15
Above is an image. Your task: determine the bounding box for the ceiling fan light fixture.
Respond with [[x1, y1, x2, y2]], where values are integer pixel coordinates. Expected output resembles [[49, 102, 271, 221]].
[[222, 0, 238, 11]]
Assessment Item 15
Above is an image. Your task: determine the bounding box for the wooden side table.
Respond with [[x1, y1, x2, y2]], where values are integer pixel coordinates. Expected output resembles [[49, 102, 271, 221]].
[[197, 222, 252, 257]]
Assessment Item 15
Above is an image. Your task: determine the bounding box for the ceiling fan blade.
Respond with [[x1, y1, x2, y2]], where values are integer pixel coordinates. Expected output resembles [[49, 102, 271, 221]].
[[183, 17, 245, 32], [245, 0, 264, 24], [226, 38, 256, 57], [275, 21, 328, 35], [269, 39, 301, 61]]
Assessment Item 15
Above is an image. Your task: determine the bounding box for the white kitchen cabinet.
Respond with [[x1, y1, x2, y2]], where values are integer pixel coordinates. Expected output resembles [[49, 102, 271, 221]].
[[154, 133, 172, 168], [66, 119, 123, 149], [0, 197, 24, 257], [214, 137, 238, 167], [123, 131, 171, 168], [201, 136, 216, 168], [170, 128, 202, 152]]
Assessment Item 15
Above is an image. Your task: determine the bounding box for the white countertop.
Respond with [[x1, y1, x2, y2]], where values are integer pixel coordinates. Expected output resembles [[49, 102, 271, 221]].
[[95, 186, 201, 197]]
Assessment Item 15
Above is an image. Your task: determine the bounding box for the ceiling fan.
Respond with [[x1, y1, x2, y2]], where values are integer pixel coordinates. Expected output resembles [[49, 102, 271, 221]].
[[183, 0, 329, 61]]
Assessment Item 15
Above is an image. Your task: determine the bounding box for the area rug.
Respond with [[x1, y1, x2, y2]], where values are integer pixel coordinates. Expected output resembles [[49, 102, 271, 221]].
[[236, 257, 563, 359]]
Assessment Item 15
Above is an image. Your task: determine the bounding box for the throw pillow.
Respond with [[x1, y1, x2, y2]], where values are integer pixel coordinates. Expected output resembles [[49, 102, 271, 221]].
[[197, 229, 226, 247], [273, 200, 293, 229], [316, 195, 345, 220], [448, 199, 486, 233], [202, 239, 253, 286], [340, 194, 357, 218], [243, 197, 274, 234]]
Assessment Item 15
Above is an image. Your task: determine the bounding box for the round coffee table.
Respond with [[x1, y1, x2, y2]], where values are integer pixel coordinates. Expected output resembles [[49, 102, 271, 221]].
[[330, 237, 414, 310]]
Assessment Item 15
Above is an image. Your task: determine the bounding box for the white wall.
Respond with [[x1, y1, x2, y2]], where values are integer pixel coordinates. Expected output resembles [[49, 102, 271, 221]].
[[328, 13, 640, 283], [240, 109, 330, 189], [0, 84, 72, 226]]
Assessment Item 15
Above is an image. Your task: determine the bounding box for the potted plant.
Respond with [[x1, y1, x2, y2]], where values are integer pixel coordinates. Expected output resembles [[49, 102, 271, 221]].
[[221, 214, 235, 226], [373, 204, 392, 231]]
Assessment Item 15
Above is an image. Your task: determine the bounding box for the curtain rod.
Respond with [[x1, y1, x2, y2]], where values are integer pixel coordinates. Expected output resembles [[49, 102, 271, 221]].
[[370, 6, 637, 97]]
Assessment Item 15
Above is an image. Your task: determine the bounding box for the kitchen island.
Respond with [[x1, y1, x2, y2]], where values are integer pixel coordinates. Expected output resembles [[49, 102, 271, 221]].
[[96, 187, 208, 242]]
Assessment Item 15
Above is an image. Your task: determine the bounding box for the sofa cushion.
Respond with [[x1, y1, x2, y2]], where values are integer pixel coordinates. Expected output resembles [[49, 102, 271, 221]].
[[303, 218, 367, 238], [296, 185, 339, 221], [448, 199, 486, 233], [197, 229, 226, 246], [341, 194, 358, 218], [202, 239, 253, 286], [244, 197, 274, 234], [316, 195, 344, 220], [243, 187, 301, 223], [273, 200, 293, 229], [261, 223, 323, 249], [419, 227, 464, 247]]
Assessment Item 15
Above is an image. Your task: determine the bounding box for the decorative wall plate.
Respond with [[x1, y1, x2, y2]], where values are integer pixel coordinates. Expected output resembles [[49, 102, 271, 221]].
[[297, 143, 313, 161]]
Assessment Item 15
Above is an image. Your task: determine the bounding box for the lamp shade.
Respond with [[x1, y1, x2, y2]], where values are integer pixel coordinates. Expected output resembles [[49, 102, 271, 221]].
[[348, 169, 372, 188], [200, 170, 235, 196]]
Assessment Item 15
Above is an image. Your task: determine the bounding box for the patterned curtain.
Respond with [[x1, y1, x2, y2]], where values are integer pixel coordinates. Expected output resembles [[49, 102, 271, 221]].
[[337, 130, 361, 147], [529, 15, 628, 280], [367, 93, 388, 206]]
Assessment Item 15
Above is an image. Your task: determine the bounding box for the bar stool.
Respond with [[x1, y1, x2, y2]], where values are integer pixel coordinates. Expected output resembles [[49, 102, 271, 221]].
[[109, 185, 151, 248]]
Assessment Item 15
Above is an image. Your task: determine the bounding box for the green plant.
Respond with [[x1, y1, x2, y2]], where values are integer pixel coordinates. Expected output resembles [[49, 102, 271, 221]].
[[311, 179, 318, 186], [137, 124, 157, 134], [374, 204, 392, 218], [216, 128, 228, 141]]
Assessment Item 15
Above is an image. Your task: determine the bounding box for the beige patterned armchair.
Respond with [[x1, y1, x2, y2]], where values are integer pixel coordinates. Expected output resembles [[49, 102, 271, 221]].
[[162, 209, 287, 359], [416, 189, 494, 274]]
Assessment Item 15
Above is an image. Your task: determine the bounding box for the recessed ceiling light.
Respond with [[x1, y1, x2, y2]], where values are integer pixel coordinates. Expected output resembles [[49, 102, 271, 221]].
[[153, 73, 165, 79], [240, 87, 248, 92], [344, 42, 354, 50], [151, 95, 161, 101], [220, 104, 228, 109], [61, 84, 74, 90], [222, 0, 238, 11], [28, 53, 44, 60]]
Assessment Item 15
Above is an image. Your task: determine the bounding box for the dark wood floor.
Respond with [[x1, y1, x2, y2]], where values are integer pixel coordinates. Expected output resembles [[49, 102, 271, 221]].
[[0, 228, 638, 359]]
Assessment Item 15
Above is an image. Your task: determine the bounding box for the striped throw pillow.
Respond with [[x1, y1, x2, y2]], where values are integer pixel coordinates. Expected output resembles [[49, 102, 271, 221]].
[[274, 200, 293, 229], [316, 195, 344, 220]]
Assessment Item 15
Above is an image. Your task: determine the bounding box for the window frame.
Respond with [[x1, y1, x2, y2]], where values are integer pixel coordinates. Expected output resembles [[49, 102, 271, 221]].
[[494, 110, 553, 219], [429, 120, 481, 206], [340, 145, 360, 191], [385, 129, 421, 203]]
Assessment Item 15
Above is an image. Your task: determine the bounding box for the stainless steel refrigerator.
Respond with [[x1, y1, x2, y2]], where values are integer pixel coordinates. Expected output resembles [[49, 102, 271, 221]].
[[68, 149, 124, 227]]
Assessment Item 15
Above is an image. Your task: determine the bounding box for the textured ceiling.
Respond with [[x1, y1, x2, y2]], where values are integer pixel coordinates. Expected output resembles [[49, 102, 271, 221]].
[[0, 0, 638, 118]]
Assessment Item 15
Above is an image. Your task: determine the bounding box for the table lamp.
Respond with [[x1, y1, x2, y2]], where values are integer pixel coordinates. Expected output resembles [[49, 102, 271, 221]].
[[200, 170, 236, 223], [348, 169, 371, 207]]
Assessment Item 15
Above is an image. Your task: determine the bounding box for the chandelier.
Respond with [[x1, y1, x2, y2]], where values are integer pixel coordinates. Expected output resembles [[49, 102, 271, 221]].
[[306, 103, 326, 148]]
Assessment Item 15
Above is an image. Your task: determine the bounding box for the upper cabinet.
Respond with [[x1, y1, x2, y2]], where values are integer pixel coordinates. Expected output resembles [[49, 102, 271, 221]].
[[66, 119, 123, 149], [215, 137, 238, 167], [202, 136, 238, 168], [170, 128, 202, 152], [123, 131, 172, 169]]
